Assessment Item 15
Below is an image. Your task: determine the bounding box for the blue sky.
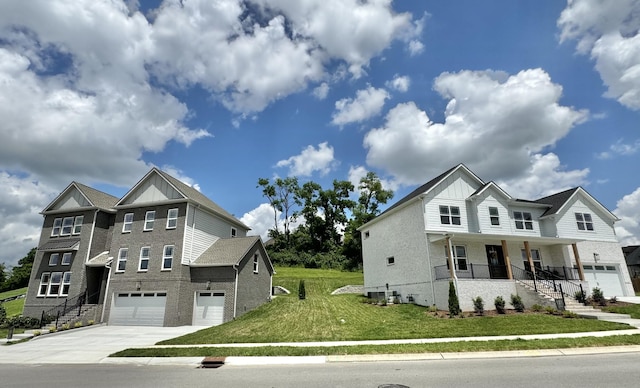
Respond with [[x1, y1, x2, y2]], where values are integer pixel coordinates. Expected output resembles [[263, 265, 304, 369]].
[[1, 0, 639, 268]]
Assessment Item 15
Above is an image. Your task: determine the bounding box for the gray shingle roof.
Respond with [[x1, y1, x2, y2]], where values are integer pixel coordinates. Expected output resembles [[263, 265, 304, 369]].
[[73, 182, 119, 210], [191, 236, 261, 267], [535, 188, 579, 217], [38, 238, 81, 251]]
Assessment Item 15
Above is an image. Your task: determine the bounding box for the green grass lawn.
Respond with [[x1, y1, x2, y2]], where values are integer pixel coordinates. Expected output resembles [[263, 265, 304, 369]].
[[603, 303, 640, 319], [0, 287, 27, 317], [159, 268, 629, 346]]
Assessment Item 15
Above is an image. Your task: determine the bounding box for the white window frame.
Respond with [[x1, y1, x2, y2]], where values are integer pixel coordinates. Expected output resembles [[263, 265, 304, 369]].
[[144, 211, 155, 231], [521, 248, 542, 270], [166, 208, 178, 229], [47, 272, 62, 296], [162, 245, 173, 271], [38, 273, 50, 296], [489, 206, 500, 226], [49, 253, 59, 266], [51, 218, 62, 237], [575, 212, 594, 231], [231, 227, 237, 238], [439, 205, 461, 225], [60, 272, 72, 296], [122, 213, 134, 233], [72, 215, 84, 235], [138, 246, 150, 272], [253, 253, 259, 273], [61, 252, 72, 265], [514, 211, 533, 230], [452, 245, 468, 271], [116, 248, 128, 273], [60, 217, 74, 236]]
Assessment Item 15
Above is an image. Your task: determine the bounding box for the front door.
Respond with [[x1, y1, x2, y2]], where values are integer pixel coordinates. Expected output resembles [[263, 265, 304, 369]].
[[486, 245, 507, 279]]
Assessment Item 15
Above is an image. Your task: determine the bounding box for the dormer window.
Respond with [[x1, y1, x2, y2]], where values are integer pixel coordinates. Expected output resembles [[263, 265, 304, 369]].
[[575, 212, 594, 231], [514, 211, 533, 230], [489, 207, 500, 226], [439, 205, 461, 225]]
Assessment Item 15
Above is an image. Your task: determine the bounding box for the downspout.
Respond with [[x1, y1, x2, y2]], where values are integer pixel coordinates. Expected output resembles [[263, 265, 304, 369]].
[[233, 264, 239, 319], [85, 209, 98, 263], [421, 196, 436, 306], [100, 261, 113, 324]]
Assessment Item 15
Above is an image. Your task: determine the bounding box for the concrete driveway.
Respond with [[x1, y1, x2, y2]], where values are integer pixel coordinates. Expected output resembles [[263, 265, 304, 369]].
[[0, 325, 205, 364]]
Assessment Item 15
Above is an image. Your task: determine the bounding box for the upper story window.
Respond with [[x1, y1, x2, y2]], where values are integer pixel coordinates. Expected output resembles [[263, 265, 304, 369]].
[[60, 272, 72, 296], [116, 248, 128, 272], [253, 253, 259, 273], [49, 253, 59, 266], [514, 211, 533, 230], [48, 272, 62, 296], [446, 245, 467, 271], [38, 273, 50, 296], [61, 252, 72, 265], [489, 207, 500, 226], [51, 218, 62, 237], [521, 248, 542, 271], [139, 246, 150, 271], [162, 245, 174, 271], [144, 211, 155, 231], [166, 208, 178, 229], [72, 215, 84, 235], [231, 227, 237, 238], [439, 205, 461, 225], [60, 217, 74, 236], [575, 212, 594, 231], [122, 213, 134, 233]]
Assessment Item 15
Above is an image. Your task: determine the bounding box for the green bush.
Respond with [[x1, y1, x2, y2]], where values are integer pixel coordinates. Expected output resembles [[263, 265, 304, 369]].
[[472, 296, 484, 316], [591, 287, 606, 306], [0, 304, 6, 324], [531, 304, 544, 312], [494, 296, 506, 314], [510, 294, 525, 312], [545, 306, 557, 315], [574, 290, 587, 304], [562, 310, 578, 318], [448, 281, 461, 317], [298, 280, 306, 300]]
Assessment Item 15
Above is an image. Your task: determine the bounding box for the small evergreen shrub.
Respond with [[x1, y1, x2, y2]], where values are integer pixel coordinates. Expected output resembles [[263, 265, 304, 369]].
[[448, 281, 461, 317], [427, 305, 439, 313], [591, 287, 606, 306], [298, 280, 306, 300], [545, 306, 557, 314], [531, 304, 544, 312], [574, 290, 587, 304], [494, 296, 506, 314], [472, 296, 484, 316], [510, 294, 525, 312]]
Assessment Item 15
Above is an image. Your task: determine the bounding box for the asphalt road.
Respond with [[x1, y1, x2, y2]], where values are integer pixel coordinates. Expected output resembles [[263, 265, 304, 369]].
[[2, 352, 640, 388]]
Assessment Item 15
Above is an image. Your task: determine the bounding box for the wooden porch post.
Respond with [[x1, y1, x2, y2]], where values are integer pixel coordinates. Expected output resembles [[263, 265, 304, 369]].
[[524, 240, 535, 277], [572, 243, 585, 281], [501, 240, 513, 280], [445, 236, 456, 279]]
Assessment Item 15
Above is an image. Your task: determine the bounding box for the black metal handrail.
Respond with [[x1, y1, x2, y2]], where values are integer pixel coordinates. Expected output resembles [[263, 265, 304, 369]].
[[511, 265, 585, 308], [39, 289, 100, 327]]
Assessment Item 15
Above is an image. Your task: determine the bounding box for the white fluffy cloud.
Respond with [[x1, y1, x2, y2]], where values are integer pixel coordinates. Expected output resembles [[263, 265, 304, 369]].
[[241, 202, 304, 241], [276, 142, 336, 177], [386, 74, 411, 92], [559, 0, 640, 110], [596, 139, 640, 160], [614, 188, 640, 246], [363, 68, 589, 196], [332, 86, 390, 126], [313, 82, 330, 100]]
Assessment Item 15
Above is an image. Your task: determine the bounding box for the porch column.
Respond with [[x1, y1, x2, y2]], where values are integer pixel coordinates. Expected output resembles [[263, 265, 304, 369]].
[[445, 236, 456, 279], [501, 240, 513, 280], [572, 243, 586, 281], [524, 240, 536, 278]]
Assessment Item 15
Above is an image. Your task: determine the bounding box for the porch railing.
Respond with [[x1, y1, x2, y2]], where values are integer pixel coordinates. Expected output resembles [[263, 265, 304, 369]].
[[39, 289, 100, 328], [434, 264, 508, 280], [511, 265, 585, 308]]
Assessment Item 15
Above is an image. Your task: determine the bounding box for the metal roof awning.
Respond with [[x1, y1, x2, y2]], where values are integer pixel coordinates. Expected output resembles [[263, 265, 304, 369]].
[[86, 251, 112, 267], [38, 238, 81, 252]]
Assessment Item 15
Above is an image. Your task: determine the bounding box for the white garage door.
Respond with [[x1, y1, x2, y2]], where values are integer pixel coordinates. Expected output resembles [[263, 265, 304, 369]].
[[193, 292, 225, 326], [109, 292, 166, 326], [583, 265, 624, 297]]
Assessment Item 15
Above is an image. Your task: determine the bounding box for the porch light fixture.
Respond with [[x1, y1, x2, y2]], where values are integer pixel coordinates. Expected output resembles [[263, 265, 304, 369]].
[[593, 253, 600, 262], [136, 281, 141, 290]]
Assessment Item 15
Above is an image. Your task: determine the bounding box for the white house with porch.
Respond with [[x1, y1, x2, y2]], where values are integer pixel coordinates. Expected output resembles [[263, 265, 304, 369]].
[[359, 164, 634, 311]]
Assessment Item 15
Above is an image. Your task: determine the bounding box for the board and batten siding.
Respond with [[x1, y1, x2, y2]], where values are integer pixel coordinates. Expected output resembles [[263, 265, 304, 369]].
[[423, 170, 481, 232], [553, 196, 617, 242], [55, 187, 92, 210], [120, 173, 184, 205]]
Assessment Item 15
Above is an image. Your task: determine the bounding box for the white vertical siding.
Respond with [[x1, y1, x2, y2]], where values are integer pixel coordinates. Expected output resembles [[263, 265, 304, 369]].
[[56, 188, 91, 209], [122, 174, 183, 205]]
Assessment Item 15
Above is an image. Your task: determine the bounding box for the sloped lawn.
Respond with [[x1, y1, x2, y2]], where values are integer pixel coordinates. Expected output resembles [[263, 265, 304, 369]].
[[159, 268, 629, 345]]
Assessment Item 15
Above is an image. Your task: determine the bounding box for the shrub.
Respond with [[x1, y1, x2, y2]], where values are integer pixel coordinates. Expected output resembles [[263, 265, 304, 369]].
[[74, 322, 83, 328], [427, 305, 439, 313], [562, 310, 578, 318], [591, 287, 606, 306], [545, 306, 558, 315], [494, 296, 506, 314], [472, 296, 484, 316], [574, 290, 587, 304], [61, 324, 70, 331], [0, 304, 6, 324], [87, 320, 95, 326], [531, 304, 544, 312], [448, 281, 461, 317], [298, 280, 306, 300], [510, 294, 525, 312]]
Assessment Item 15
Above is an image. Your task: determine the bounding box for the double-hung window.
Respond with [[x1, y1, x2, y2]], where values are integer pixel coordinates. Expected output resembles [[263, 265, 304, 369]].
[[61, 252, 72, 265], [489, 207, 500, 226], [117, 248, 128, 272], [514, 211, 533, 230], [166, 208, 178, 229], [439, 205, 461, 225], [253, 254, 259, 273], [162, 245, 173, 270], [49, 253, 59, 266], [51, 218, 62, 237], [446, 245, 468, 271], [521, 249, 542, 271], [144, 211, 155, 231], [72, 215, 84, 235], [122, 213, 134, 233], [60, 217, 74, 236], [38, 273, 50, 296], [48, 272, 62, 296], [575, 212, 594, 231], [139, 247, 150, 271], [60, 272, 72, 296]]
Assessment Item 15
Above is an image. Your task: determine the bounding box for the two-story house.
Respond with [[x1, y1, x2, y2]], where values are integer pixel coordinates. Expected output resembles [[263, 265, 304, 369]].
[[359, 164, 634, 311], [23, 168, 274, 327]]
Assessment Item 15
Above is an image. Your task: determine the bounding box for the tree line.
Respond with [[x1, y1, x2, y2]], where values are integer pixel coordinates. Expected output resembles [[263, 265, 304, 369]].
[[257, 172, 393, 270], [0, 247, 35, 292]]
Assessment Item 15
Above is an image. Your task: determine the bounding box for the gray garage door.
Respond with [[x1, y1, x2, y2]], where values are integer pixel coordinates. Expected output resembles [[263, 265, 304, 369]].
[[109, 292, 167, 326], [583, 265, 624, 297], [193, 291, 225, 326]]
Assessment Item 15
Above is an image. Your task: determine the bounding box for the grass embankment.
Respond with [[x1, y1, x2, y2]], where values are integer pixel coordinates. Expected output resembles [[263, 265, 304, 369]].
[[106, 267, 640, 356], [604, 303, 640, 319], [1, 287, 27, 339]]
